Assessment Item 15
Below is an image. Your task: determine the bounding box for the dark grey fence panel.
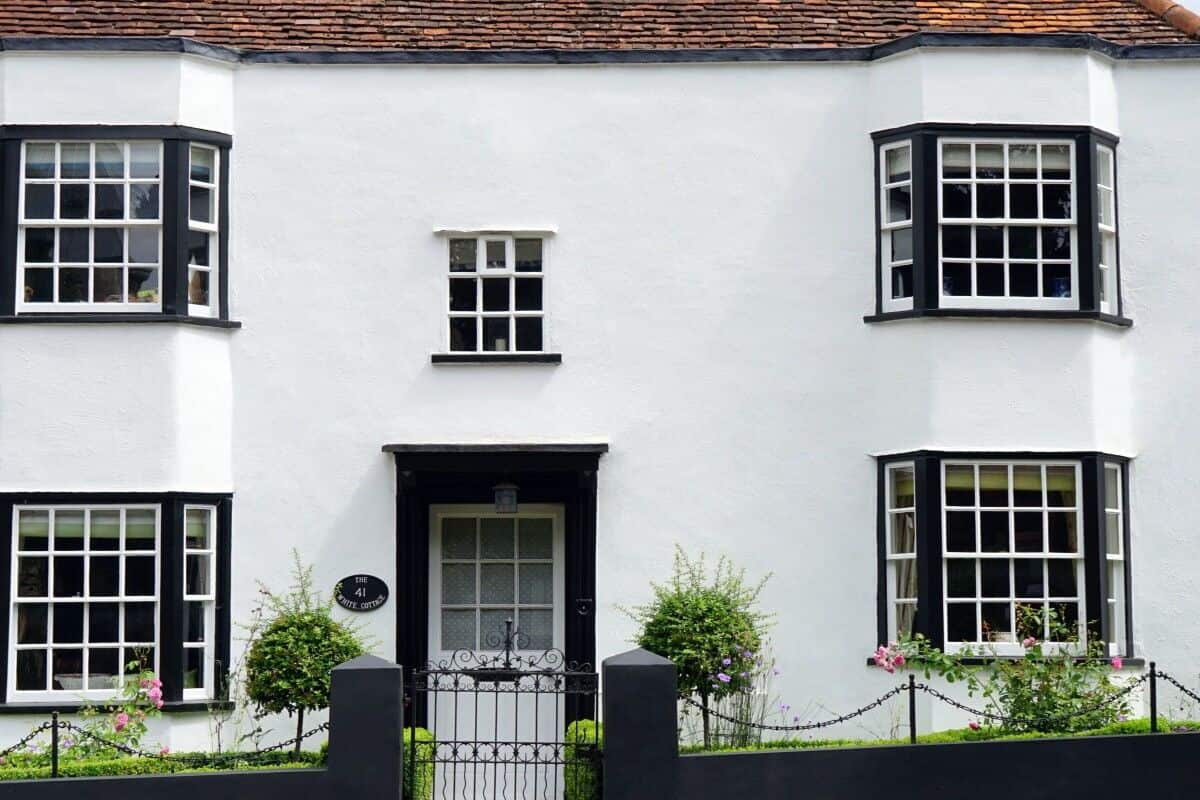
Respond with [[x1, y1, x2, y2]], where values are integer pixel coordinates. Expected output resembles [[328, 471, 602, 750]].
[[677, 732, 1200, 800], [0, 653, 404, 800]]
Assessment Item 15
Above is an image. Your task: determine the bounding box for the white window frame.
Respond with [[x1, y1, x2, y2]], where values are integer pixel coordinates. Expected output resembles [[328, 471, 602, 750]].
[[880, 141, 914, 313], [427, 504, 565, 657], [445, 234, 546, 354], [1103, 464, 1125, 657], [8, 504, 161, 703], [937, 138, 1078, 311], [182, 504, 217, 701], [885, 462, 917, 640], [187, 145, 220, 319], [16, 141, 164, 314], [940, 460, 1086, 656], [1097, 145, 1117, 317]]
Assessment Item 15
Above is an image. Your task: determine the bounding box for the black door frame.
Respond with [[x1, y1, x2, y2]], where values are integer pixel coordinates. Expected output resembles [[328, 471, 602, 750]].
[[384, 443, 606, 726]]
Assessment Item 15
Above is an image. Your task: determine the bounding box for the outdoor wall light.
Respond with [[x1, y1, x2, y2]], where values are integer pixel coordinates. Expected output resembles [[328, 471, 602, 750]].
[[493, 482, 519, 514]]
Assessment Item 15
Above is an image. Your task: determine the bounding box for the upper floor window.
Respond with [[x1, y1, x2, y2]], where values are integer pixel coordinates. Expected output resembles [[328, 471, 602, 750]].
[[446, 235, 545, 354], [871, 125, 1124, 325], [876, 452, 1132, 657], [1, 126, 230, 323]]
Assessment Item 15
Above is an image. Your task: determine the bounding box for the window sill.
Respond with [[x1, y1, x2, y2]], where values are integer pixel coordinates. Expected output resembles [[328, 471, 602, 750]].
[[0, 314, 242, 329], [0, 699, 234, 715], [863, 309, 1132, 328], [865, 656, 1144, 668], [432, 353, 562, 365]]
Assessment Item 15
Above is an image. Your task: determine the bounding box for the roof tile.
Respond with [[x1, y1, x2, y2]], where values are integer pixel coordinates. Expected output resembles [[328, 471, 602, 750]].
[[0, 0, 1189, 51]]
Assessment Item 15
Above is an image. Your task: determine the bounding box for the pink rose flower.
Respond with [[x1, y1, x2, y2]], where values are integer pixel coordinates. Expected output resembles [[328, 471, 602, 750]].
[[155, 699, 164, 710], [1111, 657, 1123, 671], [114, 712, 130, 733], [152, 678, 163, 689], [968, 721, 981, 731], [148, 686, 163, 703], [160, 746, 171, 756], [1022, 637, 1037, 648], [893, 653, 906, 667]]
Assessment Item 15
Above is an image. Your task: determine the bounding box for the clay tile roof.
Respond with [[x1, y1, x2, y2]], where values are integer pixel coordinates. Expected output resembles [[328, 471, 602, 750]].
[[0, 1, 1193, 52]]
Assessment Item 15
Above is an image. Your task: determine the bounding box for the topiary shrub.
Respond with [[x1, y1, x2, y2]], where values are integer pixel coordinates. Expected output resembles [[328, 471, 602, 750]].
[[245, 552, 366, 756], [403, 727, 436, 800], [624, 546, 771, 748], [563, 719, 602, 800]]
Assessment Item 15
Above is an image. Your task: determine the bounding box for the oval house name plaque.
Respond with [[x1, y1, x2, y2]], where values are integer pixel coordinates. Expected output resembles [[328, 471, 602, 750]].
[[334, 574, 389, 612]]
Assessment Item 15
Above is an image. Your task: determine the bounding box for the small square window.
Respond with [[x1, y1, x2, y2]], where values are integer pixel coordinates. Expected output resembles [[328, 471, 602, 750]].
[[443, 235, 546, 355]]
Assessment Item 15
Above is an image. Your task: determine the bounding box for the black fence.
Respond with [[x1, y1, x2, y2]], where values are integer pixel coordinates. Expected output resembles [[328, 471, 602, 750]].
[[601, 649, 1200, 800]]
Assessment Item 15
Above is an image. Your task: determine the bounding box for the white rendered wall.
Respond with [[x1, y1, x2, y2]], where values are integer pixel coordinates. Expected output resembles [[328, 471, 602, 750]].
[[0, 46, 1196, 746]]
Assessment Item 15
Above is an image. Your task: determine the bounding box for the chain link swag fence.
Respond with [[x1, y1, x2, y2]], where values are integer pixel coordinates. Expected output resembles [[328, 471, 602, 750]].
[[679, 662, 1194, 743]]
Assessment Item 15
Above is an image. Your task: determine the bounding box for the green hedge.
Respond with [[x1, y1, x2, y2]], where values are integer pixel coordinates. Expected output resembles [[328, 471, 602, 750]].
[[404, 727, 435, 800], [564, 720, 603, 800], [0, 751, 324, 781], [679, 718, 1200, 755]]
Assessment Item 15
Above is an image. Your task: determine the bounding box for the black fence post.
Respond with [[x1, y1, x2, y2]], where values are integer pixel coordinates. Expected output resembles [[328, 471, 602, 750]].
[[602, 648, 678, 800], [1150, 661, 1158, 733], [326, 654, 405, 799], [908, 674, 917, 744], [51, 711, 59, 778]]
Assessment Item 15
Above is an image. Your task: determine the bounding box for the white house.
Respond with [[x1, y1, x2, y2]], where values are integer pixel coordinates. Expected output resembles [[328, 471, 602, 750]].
[[0, 0, 1197, 751]]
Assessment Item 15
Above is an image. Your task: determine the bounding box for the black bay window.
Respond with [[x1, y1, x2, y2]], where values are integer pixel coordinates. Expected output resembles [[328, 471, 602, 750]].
[[0, 125, 233, 325], [876, 452, 1132, 657], [0, 493, 231, 708], [868, 124, 1125, 326]]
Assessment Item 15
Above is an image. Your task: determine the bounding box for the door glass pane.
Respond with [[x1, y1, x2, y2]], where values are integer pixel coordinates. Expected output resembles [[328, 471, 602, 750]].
[[519, 609, 553, 650], [442, 518, 476, 559], [480, 609, 515, 648], [480, 564, 515, 604], [519, 519, 553, 559], [441, 564, 476, 604], [519, 563, 553, 604], [441, 610, 475, 651], [480, 518, 515, 557]]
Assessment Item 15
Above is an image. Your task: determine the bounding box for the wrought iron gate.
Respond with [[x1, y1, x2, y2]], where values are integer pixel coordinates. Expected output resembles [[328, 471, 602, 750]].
[[405, 627, 602, 800]]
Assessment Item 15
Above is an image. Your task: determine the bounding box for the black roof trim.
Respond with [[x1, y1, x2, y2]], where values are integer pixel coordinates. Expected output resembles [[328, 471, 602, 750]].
[[0, 32, 1198, 65], [382, 443, 609, 454]]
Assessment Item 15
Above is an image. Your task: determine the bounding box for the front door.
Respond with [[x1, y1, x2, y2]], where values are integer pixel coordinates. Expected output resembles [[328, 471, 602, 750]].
[[424, 505, 570, 799]]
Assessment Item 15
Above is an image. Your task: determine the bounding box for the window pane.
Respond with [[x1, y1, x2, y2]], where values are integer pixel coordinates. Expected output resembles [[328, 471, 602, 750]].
[[18, 510, 50, 551], [485, 240, 506, 269], [887, 186, 911, 223], [942, 263, 970, 296], [449, 317, 477, 352], [25, 184, 54, 219], [1046, 467, 1076, 506], [975, 145, 1003, 179], [16, 650, 47, 690], [95, 228, 123, 262], [981, 603, 1012, 642], [449, 278, 476, 311], [25, 228, 54, 262], [977, 184, 1003, 218], [515, 239, 542, 272], [894, 558, 917, 600], [59, 184, 88, 219], [519, 518, 553, 559], [53, 603, 83, 643], [1106, 513, 1121, 556], [186, 509, 212, 549], [891, 512, 915, 554], [1010, 184, 1037, 219], [185, 602, 206, 643], [95, 143, 124, 178], [1043, 264, 1071, 299], [1042, 184, 1071, 219], [944, 465, 975, 505], [891, 265, 913, 299], [515, 318, 542, 352], [1041, 145, 1071, 180], [1047, 513, 1078, 553], [946, 511, 975, 553], [978, 466, 1008, 507], [976, 226, 1003, 259], [58, 268, 88, 302], [130, 268, 158, 303], [518, 608, 553, 650], [53, 649, 84, 690], [449, 239, 476, 272], [129, 227, 159, 263], [943, 226, 971, 258], [89, 648, 120, 691], [519, 563, 553, 604], [515, 278, 542, 311], [123, 556, 155, 596], [132, 183, 159, 220], [980, 512, 1008, 552], [89, 603, 119, 642], [186, 554, 210, 596], [480, 518, 515, 558], [190, 146, 214, 183], [891, 227, 912, 262], [980, 560, 1009, 597], [189, 186, 212, 223], [131, 142, 160, 180], [1048, 561, 1077, 597], [975, 263, 1003, 296], [58, 227, 87, 263], [482, 278, 509, 311], [946, 603, 976, 642], [896, 603, 916, 638], [480, 609, 515, 648], [1012, 466, 1041, 507], [1014, 512, 1043, 552], [441, 610, 475, 651], [480, 563, 515, 604], [53, 556, 83, 597], [943, 184, 971, 218], [1010, 263, 1037, 297], [61, 143, 90, 179], [483, 318, 510, 352], [1009, 144, 1037, 180], [442, 563, 476, 604], [184, 647, 205, 689], [17, 557, 48, 597], [126, 510, 157, 549], [26, 143, 55, 178], [942, 144, 970, 178], [886, 145, 911, 182], [946, 559, 975, 598], [95, 184, 123, 219], [23, 269, 52, 301], [125, 603, 156, 642], [89, 556, 120, 596], [1014, 560, 1043, 598], [55, 510, 85, 550], [442, 518, 476, 558], [17, 603, 48, 644]]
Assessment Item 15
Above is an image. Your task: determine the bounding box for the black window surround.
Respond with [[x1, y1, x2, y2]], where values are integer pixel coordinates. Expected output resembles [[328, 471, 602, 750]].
[[866, 123, 1129, 328], [385, 443, 605, 727], [874, 451, 1133, 657], [0, 124, 238, 328], [0, 491, 232, 711]]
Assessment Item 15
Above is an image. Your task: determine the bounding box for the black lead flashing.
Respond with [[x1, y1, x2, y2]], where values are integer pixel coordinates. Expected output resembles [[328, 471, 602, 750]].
[[863, 309, 1133, 328], [0, 32, 1199, 65]]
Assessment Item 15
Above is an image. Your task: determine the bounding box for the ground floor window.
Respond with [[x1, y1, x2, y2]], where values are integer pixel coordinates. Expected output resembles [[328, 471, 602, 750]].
[[2, 493, 230, 705], [876, 452, 1131, 656], [429, 506, 564, 655]]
